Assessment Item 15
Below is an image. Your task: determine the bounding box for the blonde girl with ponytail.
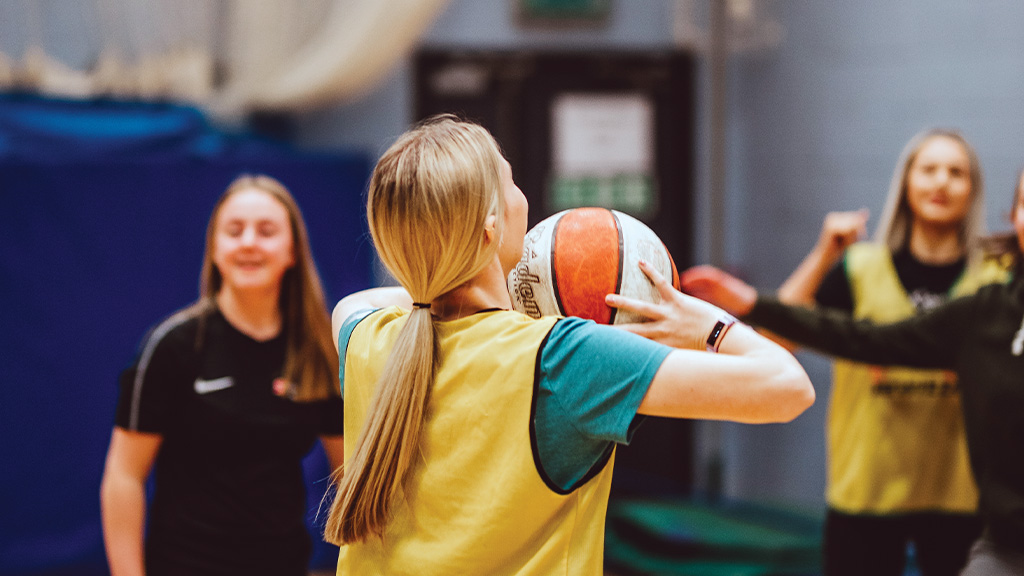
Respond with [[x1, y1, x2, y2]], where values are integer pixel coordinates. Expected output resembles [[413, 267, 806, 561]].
[[326, 115, 814, 574]]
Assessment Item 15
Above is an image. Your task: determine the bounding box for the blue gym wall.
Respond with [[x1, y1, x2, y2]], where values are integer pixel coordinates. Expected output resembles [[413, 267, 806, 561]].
[[294, 0, 1024, 510], [0, 97, 372, 575]]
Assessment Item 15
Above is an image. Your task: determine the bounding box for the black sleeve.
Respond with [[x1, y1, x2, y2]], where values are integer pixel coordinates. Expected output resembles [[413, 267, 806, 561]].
[[745, 293, 976, 369], [813, 258, 854, 312], [317, 395, 344, 436], [114, 327, 190, 433]]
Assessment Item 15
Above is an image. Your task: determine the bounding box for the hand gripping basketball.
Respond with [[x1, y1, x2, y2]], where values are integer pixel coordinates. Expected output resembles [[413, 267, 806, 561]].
[[507, 208, 679, 325], [606, 261, 729, 352]]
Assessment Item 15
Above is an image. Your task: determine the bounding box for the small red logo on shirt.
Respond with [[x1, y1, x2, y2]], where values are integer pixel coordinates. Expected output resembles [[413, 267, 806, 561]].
[[273, 378, 290, 396]]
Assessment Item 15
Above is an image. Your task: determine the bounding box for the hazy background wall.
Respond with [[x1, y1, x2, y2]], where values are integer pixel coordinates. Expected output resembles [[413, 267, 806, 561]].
[[294, 0, 1024, 509], [721, 0, 1024, 506]]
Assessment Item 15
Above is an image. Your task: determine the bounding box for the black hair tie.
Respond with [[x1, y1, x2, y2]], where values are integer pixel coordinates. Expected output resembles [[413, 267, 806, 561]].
[[412, 302, 431, 309]]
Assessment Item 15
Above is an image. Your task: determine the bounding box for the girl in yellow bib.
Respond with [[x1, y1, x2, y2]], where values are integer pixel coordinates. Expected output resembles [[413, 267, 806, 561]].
[[323, 115, 814, 575], [677, 129, 1008, 576]]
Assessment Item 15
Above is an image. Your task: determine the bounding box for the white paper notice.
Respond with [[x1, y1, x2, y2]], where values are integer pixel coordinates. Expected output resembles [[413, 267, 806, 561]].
[[552, 92, 654, 177], [549, 92, 658, 217]]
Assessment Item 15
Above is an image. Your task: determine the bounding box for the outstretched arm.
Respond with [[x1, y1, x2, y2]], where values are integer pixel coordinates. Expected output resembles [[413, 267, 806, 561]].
[[745, 294, 969, 369], [678, 264, 970, 370], [607, 261, 814, 424]]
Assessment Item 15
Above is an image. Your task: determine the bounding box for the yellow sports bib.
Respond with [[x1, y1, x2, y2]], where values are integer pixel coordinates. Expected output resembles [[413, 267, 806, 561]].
[[827, 243, 1008, 514], [339, 308, 615, 575]]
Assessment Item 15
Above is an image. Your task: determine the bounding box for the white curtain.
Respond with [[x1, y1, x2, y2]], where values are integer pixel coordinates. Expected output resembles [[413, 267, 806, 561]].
[[0, 0, 451, 117]]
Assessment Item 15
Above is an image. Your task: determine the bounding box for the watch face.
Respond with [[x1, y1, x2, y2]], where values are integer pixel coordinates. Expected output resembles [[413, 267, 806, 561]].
[[706, 316, 736, 352]]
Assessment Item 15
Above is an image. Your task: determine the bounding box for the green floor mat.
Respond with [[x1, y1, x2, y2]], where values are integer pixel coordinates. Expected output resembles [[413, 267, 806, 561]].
[[605, 497, 823, 576]]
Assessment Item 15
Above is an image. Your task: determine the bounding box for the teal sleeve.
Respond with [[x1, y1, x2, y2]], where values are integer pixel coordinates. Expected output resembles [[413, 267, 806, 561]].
[[336, 308, 377, 398], [534, 317, 672, 492]]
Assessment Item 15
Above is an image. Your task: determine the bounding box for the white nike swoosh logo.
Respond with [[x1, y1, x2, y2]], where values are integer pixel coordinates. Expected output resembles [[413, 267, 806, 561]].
[[194, 376, 235, 394]]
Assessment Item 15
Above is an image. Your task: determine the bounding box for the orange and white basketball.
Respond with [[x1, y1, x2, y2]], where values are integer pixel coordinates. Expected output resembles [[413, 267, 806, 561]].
[[507, 207, 679, 324]]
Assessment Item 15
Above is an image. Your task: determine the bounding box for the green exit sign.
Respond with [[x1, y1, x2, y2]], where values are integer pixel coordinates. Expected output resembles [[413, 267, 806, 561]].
[[519, 0, 611, 23]]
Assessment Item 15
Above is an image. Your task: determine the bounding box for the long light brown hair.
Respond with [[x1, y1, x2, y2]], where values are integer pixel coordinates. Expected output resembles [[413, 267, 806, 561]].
[[194, 174, 338, 401], [874, 129, 986, 262], [324, 116, 506, 544]]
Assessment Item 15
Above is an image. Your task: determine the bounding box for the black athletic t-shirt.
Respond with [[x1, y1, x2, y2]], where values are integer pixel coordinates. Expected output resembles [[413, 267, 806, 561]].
[[815, 249, 967, 313], [115, 307, 343, 576]]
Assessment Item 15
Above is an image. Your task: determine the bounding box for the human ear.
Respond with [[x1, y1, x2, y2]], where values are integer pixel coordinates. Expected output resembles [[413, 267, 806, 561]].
[[483, 214, 497, 244]]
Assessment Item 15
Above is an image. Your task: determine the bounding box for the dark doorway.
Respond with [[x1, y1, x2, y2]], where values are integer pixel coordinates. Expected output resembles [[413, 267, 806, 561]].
[[415, 47, 697, 496]]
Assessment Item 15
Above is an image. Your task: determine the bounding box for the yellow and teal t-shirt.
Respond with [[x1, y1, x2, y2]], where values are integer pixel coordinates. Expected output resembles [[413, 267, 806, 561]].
[[335, 307, 671, 575]]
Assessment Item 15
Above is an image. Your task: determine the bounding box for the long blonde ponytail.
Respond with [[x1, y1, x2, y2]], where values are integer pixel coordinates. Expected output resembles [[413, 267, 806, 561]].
[[324, 116, 506, 544]]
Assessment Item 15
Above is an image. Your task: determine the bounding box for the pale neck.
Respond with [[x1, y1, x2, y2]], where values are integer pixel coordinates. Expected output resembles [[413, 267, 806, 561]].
[[907, 220, 964, 265], [216, 286, 283, 341], [431, 259, 512, 321]]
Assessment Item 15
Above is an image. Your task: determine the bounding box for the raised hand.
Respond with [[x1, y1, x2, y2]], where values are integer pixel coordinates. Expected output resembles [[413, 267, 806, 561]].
[[775, 209, 868, 306], [819, 209, 869, 259], [678, 265, 758, 316]]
